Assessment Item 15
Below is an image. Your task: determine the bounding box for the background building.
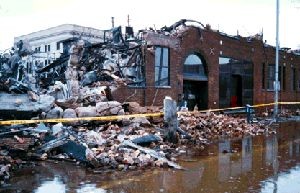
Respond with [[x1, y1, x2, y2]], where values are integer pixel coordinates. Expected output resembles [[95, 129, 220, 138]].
[[14, 24, 104, 73]]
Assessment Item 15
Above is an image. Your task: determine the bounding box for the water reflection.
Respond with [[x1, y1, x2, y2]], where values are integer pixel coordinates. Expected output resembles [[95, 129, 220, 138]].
[[261, 166, 300, 193], [218, 136, 253, 182], [242, 136, 252, 173], [3, 122, 300, 193], [77, 184, 107, 193], [35, 177, 66, 193]]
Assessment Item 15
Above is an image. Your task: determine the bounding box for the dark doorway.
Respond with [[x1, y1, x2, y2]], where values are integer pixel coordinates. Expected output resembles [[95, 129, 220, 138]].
[[231, 75, 243, 107], [183, 80, 208, 110], [182, 53, 208, 110], [219, 57, 253, 108]]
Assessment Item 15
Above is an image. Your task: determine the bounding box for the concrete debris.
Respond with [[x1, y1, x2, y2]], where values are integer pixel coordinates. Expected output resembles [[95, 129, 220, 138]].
[[63, 108, 77, 118], [85, 130, 106, 146], [121, 140, 182, 169], [0, 101, 279, 185], [0, 21, 294, 186], [0, 93, 55, 119], [75, 106, 97, 117], [96, 101, 123, 116], [46, 106, 64, 119]]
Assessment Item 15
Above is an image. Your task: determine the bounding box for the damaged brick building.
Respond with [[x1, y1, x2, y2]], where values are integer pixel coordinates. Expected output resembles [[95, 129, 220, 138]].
[[2, 19, 300, 113], [113, 20, 300, 110]]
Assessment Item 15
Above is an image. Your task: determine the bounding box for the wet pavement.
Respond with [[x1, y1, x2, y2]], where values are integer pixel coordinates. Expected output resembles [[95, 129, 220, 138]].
[[2, 121, 300, 193]]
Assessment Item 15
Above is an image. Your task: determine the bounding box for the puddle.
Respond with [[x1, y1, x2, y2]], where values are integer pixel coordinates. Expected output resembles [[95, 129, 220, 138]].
[[2, 122, 300, 193]]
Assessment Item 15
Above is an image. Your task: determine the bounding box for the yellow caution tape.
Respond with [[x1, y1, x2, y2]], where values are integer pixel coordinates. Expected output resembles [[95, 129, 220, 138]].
[[1, 101, 299, 126], [0, 112, 164, 126], [178, 101, 300, 115]]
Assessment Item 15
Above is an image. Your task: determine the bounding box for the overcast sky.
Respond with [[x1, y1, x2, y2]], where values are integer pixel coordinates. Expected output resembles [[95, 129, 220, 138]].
[[0, 0, 299, 51]]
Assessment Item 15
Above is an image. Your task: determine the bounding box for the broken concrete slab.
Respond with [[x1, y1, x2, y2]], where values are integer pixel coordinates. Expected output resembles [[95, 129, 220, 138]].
[[85, 130, 106, 146], [131, 117, 151, 127], [0, 93, 55, 119], [63, 108, 77, 118], [96, 101, 123, 116], [46, 106, 63, 119], [75, 106, 97, 117]]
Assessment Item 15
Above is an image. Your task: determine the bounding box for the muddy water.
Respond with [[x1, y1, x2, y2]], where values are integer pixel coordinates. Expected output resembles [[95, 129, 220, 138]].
[[2, 122, 300, 193]]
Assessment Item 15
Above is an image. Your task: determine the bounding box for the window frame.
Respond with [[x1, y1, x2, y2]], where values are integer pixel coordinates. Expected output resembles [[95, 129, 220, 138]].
[[154, 46, 170, 87], [267, 64, 275, 91]]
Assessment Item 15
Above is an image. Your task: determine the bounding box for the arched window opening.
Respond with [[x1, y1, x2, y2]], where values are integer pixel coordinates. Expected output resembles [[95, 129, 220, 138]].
[[183, 54, 207, 81]]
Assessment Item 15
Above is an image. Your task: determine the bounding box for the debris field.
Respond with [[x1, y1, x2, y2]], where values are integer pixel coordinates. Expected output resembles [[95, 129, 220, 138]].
[[0, 21, 279, 185]]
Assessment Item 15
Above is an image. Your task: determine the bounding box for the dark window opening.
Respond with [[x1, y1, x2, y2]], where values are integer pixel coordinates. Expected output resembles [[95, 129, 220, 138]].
[[183, 54, 207, 81], [155, 47, 169, 87], [282, 66, 286, 90], [267, 64, 275, 90], [56, 42, 60, 50], [292, 67, 296, 91], [44, 45, 47, 52], [48, 45, 51, 52], [295, 69, 300, 90], [231, 75, 243, 107], [262, 63, 265, 89]]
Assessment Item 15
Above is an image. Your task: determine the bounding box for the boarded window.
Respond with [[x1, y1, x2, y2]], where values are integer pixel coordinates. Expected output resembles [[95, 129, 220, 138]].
[[155, 47, 169, 86]]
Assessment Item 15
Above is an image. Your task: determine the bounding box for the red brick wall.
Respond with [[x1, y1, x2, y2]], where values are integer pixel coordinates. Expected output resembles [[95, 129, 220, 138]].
[[113, 26, 300, 109]]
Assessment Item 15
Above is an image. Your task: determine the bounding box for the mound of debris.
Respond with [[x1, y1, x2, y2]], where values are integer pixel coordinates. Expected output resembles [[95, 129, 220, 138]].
[[0, 24, 275, 185], [178, 111, 272, 146], [0, 102, 276, 186]]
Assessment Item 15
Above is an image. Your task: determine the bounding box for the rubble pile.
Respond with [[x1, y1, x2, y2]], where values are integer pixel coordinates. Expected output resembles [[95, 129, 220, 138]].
[[0, 107, 275, 181], [278, 108, 300, 117], [0, 21, 285, 185], [0, 155, 12, 185], [178, 112, 272, 147], [0, 26, 149, 121]]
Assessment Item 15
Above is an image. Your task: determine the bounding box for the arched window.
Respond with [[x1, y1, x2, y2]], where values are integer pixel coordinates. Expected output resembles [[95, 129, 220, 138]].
[[183, 54, 207, 81]]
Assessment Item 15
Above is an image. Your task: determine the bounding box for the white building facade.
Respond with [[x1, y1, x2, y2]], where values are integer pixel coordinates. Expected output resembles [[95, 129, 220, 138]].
[[14, 24, 104, 70]]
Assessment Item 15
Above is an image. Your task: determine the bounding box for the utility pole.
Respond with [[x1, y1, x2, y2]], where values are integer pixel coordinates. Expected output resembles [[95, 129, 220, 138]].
[[127, 14, 130, 27], [111, 17, 115, 28], [274, 0, 280, 120]]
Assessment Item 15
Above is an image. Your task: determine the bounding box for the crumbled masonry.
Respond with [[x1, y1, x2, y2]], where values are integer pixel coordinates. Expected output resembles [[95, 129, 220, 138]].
[[0, 104, 281, 184], [0, 20, 299, 185]]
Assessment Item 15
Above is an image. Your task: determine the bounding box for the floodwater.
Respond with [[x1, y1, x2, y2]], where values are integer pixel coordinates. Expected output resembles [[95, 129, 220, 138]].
[[2, 122, 300, 193]]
